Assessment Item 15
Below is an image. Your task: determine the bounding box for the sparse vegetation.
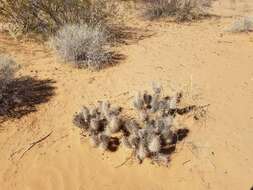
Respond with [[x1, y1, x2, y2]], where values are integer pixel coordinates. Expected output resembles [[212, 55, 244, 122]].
[[142, 0, 212, 22], [0, 55, 55, 120], [0, 0, 122, 36], [0, 55, 18, 94], [73, 84, 202, 165], [50, 24, 114, 69], [0, 0, 140, 70], [227, 17, 253, 33]]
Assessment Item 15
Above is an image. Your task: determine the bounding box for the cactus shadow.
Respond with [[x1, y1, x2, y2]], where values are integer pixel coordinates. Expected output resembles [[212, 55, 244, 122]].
[[173, 128, 189, 142], [108, 137, 120, 152], [160, 128, 189, 155]]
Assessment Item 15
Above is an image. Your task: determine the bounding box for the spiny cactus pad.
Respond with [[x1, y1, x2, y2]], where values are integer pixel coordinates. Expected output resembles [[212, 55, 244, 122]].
[[73, 85, 199, 165]]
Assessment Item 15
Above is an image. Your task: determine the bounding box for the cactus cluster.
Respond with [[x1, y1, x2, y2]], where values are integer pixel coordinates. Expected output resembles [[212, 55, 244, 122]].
[[121, 84, 183, 164], [73, 85, 195, 165], [121, 119, 174, 164], [73, 101, 123, 151]]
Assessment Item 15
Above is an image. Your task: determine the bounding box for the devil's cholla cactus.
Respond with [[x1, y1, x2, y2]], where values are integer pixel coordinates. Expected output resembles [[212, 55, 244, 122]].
[[133, 83, 182, 118], [74, 84, 194, 165], [148, 135, 161, 153], [121, 116, 174, 164], [73, 101, 123, 151], [122, 84, 183, 164], [133, 92, 144, 110]]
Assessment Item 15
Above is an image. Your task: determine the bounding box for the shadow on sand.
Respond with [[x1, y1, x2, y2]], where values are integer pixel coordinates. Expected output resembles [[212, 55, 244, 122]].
[[0, 77, 56, 121]]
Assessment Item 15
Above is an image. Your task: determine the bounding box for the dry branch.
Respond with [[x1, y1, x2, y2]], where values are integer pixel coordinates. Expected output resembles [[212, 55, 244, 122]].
[[19, 131, 53, 160]]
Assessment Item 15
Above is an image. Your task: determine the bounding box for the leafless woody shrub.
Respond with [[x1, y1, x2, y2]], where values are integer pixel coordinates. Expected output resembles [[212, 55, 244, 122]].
[[0, 0, 121, 36], [142, 0, 212, 22]]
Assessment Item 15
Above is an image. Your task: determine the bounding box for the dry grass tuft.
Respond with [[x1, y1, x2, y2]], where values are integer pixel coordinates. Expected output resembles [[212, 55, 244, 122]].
[[0, 55, 55, 121], [0, 55, 18, 93], [49, 24, 116, 70], [142, 0, 212, 22], [0, 0, 122, 37], [227, 17, 253, 33]]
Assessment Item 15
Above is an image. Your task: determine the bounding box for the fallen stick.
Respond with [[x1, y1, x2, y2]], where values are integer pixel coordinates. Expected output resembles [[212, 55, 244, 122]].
[[114, 152, 134, 168], [182, 159, 191, 165], [19, 131, 53, 160], [9, 147, 24, 160]]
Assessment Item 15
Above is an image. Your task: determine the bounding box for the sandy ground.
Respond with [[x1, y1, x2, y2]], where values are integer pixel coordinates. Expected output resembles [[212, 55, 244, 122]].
[[0, 0, 253, 190]]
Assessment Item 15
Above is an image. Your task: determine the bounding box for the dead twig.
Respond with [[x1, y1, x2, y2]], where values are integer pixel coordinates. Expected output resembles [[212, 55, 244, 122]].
[[9, 147, 24, 160], [114, 152, 134, 168], [182, 159, 191, 165], [19, 131, 53, 160], [197, 104, 210, 109]]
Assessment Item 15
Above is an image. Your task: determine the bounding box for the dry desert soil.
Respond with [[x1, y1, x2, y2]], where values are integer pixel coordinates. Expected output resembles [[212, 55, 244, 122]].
[[0, 0, 253, 190]]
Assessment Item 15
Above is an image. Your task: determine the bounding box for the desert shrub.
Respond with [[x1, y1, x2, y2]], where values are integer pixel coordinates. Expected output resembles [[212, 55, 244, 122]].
[[0, 55, 55, 119], [50, 24, 114, 70], [0, 55, 18, 94], [0, 0, 121, 36], [0, 55, 18, 116], [227, 17, 253, 33], [142, 0, 212, 22], [73, 84, 202, 165]]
